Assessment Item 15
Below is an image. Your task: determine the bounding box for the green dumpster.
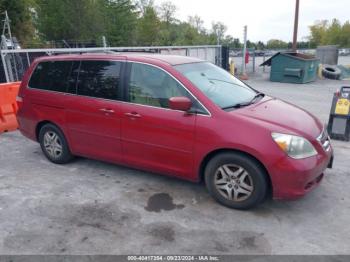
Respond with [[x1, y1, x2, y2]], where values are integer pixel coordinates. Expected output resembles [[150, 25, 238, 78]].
[[260, 52, 319, 84]]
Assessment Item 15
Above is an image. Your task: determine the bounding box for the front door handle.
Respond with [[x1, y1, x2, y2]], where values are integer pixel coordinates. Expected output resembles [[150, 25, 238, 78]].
[[99, 108, 115, 114], [124, 112, 141, 118]]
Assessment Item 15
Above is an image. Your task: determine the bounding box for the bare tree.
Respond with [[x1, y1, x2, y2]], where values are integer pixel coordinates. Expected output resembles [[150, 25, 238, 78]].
[[188, 15, 204, 33], [158, 1, 176, 24], [212, 21, 227, 44], [136, 0, 154, 16]]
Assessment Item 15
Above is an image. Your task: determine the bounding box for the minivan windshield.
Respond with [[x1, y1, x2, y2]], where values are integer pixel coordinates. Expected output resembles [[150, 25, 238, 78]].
[[174, 62, 259, 109]]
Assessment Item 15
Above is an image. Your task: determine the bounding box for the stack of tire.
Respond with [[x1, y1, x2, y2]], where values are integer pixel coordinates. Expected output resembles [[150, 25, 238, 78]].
[[322, 65, 341, 80]]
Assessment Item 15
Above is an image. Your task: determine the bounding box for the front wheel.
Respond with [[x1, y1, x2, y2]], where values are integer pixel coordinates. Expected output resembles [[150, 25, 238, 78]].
[[204, 152, 268, 210]]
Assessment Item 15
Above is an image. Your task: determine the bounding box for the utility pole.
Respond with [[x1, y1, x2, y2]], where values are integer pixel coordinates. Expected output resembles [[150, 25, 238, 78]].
[[292, 0, 300, 52], [216, 28, 220, 46]]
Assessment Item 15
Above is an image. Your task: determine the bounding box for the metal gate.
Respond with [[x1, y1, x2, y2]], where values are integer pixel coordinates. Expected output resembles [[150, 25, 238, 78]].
[[0, 45, 223, 83], [229, 48, 257, 75]]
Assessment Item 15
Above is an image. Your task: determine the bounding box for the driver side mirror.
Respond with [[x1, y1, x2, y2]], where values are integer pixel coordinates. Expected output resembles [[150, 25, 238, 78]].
[[169, 96, 192, 112]]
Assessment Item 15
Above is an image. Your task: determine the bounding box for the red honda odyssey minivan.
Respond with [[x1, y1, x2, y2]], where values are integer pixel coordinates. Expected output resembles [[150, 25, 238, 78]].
[[17, 53, 333, 209]]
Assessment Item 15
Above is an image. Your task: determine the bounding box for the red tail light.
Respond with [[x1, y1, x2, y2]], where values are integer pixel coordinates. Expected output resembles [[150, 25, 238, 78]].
[[16, 95, 23, 110], [16, 96, 23, 103]]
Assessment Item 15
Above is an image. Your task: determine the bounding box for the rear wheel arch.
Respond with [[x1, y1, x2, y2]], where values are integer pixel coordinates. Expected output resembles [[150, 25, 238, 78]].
[[199, 148, 273, 196], [36, 121, 52, 141], [35, 121, 66, 142]]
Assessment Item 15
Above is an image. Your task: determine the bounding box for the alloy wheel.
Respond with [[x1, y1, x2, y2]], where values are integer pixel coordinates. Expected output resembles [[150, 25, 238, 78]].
[[43, 131, 63, 159], [214, 164, 254, 202]]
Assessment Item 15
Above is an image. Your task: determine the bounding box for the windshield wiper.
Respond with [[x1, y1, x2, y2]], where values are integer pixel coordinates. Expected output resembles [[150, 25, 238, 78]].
[[250, 92, 265, 103], [222, 92, 265, 110], [222, 101, 252, 110]]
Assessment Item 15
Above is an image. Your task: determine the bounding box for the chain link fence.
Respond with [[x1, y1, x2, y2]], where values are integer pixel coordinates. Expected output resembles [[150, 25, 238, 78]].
[[0, 45, 223, 83], [3, 44, 348, 83]]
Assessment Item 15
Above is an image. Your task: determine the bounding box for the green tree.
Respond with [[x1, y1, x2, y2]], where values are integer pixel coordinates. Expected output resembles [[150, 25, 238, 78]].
[[100, 0, 138, 46], [341, 21, 350, 47], [136, 5, 160, 45], [309, 20, 327, 46], [246, 40, 256, 49], [231, 38, 241, 48], [0, 0, 36, 47], [157, 1, 177, 45], [221, 35, 233, 46], [308, 19, 350, 47], [35, 0, 103, 44], [267, 39, 288, 49], [324, 19, 342, 45], [256, 41, 265, 50]]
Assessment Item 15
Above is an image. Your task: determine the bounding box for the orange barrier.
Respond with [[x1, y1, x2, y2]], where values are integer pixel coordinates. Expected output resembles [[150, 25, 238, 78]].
[[0, 82, 21, 133]]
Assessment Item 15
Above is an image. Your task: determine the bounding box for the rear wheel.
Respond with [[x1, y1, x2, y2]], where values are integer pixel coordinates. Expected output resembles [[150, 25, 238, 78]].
[[204, 152, 267, 210], [38, 123, 74, 164]]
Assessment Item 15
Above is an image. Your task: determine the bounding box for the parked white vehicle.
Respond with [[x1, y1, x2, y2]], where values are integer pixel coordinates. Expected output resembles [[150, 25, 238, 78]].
[[339, 49, 350, 56]]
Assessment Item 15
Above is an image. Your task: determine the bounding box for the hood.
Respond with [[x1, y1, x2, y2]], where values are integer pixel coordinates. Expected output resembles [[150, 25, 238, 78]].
[[232, 96, 323, 139]]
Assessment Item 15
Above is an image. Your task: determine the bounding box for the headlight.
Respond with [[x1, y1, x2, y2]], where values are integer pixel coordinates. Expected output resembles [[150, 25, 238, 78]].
[[271, 132, 317, 159]]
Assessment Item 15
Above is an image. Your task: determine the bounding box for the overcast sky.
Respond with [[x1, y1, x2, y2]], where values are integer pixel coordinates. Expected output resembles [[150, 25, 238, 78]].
[[155, 0, 349, 43]]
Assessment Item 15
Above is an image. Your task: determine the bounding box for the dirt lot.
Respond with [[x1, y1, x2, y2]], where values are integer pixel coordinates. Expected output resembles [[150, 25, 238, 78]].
[[0, 75, 349, 255]]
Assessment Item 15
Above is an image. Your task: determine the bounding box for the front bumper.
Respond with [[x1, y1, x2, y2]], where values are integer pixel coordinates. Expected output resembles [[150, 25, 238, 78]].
[[327, 154, 334, 169], [270, 147, 333, 200]]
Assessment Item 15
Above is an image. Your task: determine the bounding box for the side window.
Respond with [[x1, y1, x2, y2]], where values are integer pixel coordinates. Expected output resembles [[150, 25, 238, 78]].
[[28, 61, 73, 92], [128, 63, 189, 108], [77, 60, 121, 100]]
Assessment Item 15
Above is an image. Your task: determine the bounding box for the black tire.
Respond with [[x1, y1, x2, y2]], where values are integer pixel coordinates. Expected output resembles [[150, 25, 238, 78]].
[[322, 65, 341, 80], [204, 152, 268, 210], [38, 123, 74, 164]]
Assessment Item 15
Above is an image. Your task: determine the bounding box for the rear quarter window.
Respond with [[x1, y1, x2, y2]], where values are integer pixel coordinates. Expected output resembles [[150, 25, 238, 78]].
[[28, 61, 74, 93]]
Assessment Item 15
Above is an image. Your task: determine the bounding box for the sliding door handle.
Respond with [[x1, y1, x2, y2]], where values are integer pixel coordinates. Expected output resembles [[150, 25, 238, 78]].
[[99, 108, 115, 114], [124, 112, 141, 118]]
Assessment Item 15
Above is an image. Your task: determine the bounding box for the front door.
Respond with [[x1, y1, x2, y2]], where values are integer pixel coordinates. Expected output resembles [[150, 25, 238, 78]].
[[120, 62, 197, 178]]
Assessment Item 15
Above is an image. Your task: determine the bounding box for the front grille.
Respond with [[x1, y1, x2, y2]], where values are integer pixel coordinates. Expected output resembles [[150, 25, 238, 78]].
[[317, 129, 331, 152]]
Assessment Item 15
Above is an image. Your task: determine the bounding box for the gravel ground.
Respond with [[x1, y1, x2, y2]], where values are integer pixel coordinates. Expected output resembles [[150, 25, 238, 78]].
[[0, 76, 349, 255]]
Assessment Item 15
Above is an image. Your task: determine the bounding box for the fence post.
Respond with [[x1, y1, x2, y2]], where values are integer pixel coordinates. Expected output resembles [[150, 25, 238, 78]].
[[11, 53, 19, 81], [1, 52, 10, 82], [241, 26, 247, 76], [263, 53, 266, 73], [102, 36, 107, 49], [26, 52, 30, 67], [253, 48, 256, 73], [241, 26, 248, 79]]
